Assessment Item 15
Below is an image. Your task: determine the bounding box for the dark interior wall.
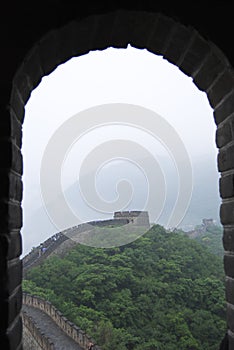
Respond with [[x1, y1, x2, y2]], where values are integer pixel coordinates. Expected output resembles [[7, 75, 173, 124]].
[[2, 2, 234, 80], [1, 2, 234, 349]]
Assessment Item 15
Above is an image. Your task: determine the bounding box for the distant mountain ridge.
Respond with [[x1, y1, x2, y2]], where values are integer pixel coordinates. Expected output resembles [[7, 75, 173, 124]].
[[22, 154, 221, 255]]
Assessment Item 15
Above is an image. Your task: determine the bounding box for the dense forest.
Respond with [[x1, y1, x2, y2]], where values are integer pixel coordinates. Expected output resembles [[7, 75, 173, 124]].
[[23, 225, 227, 350], [192, 224, 223, 257]]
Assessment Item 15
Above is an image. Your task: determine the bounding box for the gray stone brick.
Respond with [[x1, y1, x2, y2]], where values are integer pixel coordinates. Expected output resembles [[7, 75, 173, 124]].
[[208, 69, 234, 108], [9, 88, 25, 124], [219, 173, 234, 199], [220, 201, 234, 225], [216, 121, 232, 148], [110, 10, 135, 49], [8, 231, 22, 260], [3, 141, 22, 175], [164, 24, 192, 66], [214, 90, 234, 125], [224, 254, 234, 278], [228, 331, 234, 349], [226, 277, 234, 304], [223, 228, 234, 252], [227, 304, 234, 333], [8, 259, 22, 295], [12, 70, 32, 106], [218, 144, 234, 172], [9, 316, 22, 350], [37, 30, 60, 77], [178, 32, 211, 77], [147, 13, 176, 56], [128, 11, 159, 50], [92, 12, 120, 50], [193, 52, 227, 92], [0, 202, 22, 231]]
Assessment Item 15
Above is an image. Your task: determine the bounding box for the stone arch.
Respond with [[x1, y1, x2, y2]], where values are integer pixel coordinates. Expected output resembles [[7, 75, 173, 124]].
[[7, 9, 234, 349]]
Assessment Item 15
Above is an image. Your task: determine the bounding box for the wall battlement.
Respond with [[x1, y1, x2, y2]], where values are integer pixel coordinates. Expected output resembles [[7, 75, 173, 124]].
[[114, 211, 150, 227], [22, 311, 54, 350], [23, 293, 101, 350], [22, 214, 149, 274]]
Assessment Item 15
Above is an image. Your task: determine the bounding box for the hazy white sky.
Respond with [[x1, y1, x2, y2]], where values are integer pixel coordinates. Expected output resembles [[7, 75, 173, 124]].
[[21, 45, 218, 254]]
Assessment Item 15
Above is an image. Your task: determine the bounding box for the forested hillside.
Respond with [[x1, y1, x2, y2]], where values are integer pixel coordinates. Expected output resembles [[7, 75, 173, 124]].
[[23, 225, 226, 350], [192, 224, 223, 257]]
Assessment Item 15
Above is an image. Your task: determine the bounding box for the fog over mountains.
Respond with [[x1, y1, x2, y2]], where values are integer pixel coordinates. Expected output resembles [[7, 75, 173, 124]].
[[21, 46, 220, 256], [22, 153, 221, 256]]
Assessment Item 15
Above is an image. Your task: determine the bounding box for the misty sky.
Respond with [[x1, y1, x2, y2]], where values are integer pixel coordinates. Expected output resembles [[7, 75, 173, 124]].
[[21, 45, 220, 255]]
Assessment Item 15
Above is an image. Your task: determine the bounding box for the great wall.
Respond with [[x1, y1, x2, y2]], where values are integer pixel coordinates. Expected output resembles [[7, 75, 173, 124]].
[[22, 293, 100, 350], [22, 211, 150, 349]]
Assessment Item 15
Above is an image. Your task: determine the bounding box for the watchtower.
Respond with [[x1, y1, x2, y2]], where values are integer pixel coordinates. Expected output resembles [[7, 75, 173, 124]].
[[113, 211, 150, 227]]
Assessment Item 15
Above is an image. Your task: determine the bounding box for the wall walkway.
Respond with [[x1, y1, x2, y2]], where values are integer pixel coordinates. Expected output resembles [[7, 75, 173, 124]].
[[22, 293, 101, 350]]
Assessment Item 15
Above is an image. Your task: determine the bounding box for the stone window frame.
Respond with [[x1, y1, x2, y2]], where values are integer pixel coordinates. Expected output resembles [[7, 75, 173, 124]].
[[7, 9, 234, 348]]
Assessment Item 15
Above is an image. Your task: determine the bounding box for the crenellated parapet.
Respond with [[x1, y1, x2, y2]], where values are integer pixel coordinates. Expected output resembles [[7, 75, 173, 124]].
[[22, 214, 144, 274], [114, 210, 150, 227], [22, 293, 101, 350], [22, 311, 54, 350]]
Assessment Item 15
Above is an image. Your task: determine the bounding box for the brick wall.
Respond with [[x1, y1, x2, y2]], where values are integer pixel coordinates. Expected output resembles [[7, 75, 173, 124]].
[[1, 4, 234, 349], [22, 293, 101, 350], [22, 312, 54, 350], [23, 218, 130, 274]]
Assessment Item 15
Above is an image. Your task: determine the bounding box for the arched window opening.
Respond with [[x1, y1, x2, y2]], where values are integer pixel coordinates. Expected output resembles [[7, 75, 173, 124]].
[[22, 45, 221, 253], [21, 45, 226, 349]]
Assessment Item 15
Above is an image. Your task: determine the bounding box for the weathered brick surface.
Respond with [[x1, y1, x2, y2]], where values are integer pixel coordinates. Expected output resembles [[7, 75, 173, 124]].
[[218, 144, 234, 172], [12, 70, 32, 106], [0, 112, 22, 149], [58, 16, 96, 62], [216, 121, 232, 149], [16, 343, 23, 350], [9, 174, 23, 203], [178, 32, 211, 77], [0, 316, 23, 350], [10, 113, 22, 149], [37, 30, 60, 77], [0, 287, 22, 330], [22, 45, 44, 91], [0, 202, 22, 231], [224, 254, 234, 278], [8, 231, 22, 260], [193, 52, 227, 92], [164, 24, 192, 66], [126, 11, 160, 50], [220, 201, 234, 225], [219, 173, 234, 199], [23, 325, 44, 350], [227, 304, 234, 333], [147, 14, 176, 56], [8, 259, 22, 296], [8, 287, 22, 327], [23, 294, 100, 349], [226, 277, 234, 304], [9, 87, 25, 124], [0, 171, 22, 203], [91, 12, 119, 50], [9, 316, 23, 350], [228, 330, 234, 349], [1, 4, 234, 349], [223, 227, 234, 252], [109, 10, 136, 48], [208, 69, 234, 109], [56, 21, 79, 62], [0, 141, 22, 175], [0, 236, 8, 292], [214, 90, 234, 125], [72, 16, 100, 56]]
